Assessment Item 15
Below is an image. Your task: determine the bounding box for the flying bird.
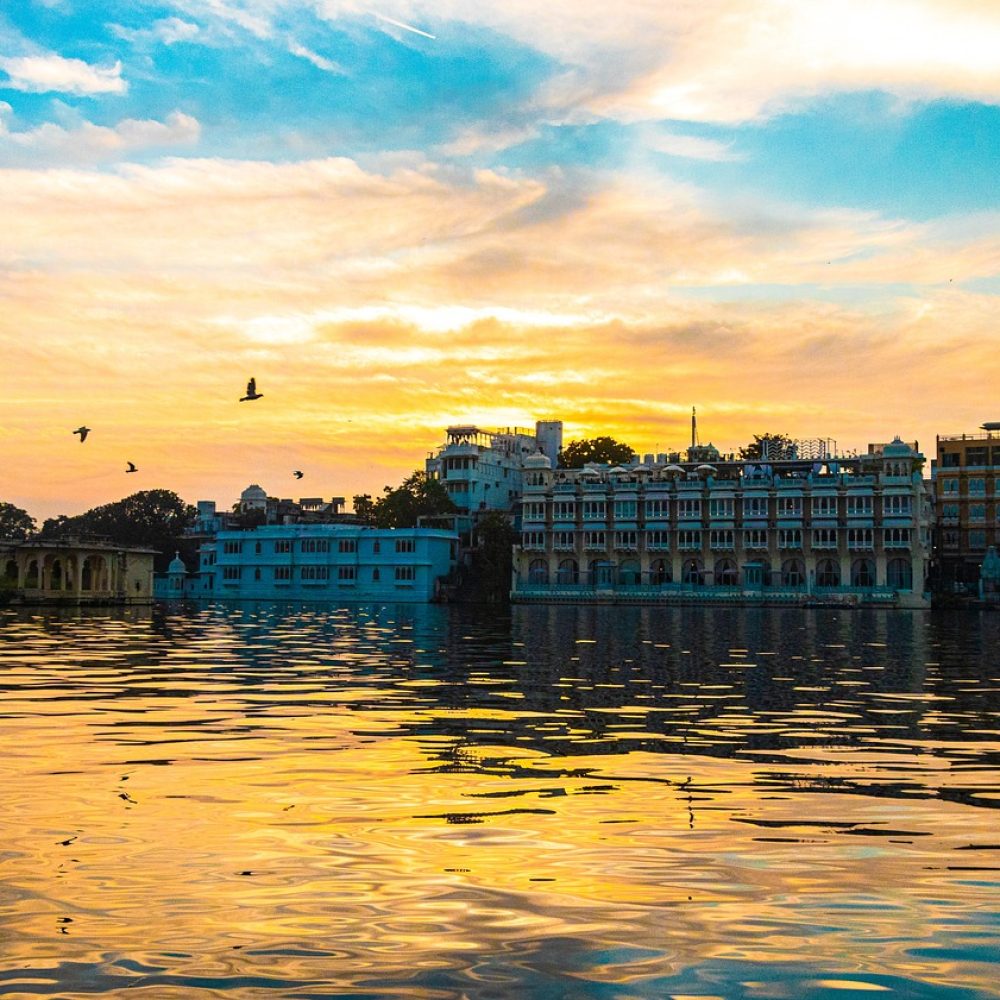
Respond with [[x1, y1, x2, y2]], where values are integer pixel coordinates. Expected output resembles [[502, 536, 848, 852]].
[[240, 377, 263, 402], [73, 426, 91, 443], [126, 461, 137, 473], [293, 470, 304, 479]]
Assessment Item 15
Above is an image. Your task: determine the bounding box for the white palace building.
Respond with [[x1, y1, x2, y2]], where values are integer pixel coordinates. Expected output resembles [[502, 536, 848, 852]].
[[512, 438, 932, 608]]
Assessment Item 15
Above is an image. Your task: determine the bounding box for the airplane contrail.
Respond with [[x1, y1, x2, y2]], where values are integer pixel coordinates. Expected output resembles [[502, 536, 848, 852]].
[[371, 11, 436, 39]]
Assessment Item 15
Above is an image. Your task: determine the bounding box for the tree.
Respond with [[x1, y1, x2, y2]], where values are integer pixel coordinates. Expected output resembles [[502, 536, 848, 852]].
[[39, 490, 197, 572], [0, 502, 35, 540], [370, 471, 456, 528], [739, 433, 795, 461], [559, 436, 636, 469], [470, 511, 516, 604], [351, 494, 377, 525]]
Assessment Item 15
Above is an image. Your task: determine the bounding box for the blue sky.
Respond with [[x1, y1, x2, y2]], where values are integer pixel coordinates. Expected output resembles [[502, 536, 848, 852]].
[[1, 0, 999, 517]]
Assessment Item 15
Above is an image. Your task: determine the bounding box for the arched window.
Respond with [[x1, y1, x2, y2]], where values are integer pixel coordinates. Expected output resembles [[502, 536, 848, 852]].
[[25, 560, 40, 588], [887, 557, 912, 590], [714, 558, 738, 586], [49, 559, 63, 590], [781, 558, 806, 588], [589, 560, 614, 587], [618, 559, 640, 586], [816, 558, 840, 587], [682, 558, 704, 586], [851, 558, 876, 588], [557, 558, 578, 585], [528, 558, 549, 584], [650, 558, 671, 585]]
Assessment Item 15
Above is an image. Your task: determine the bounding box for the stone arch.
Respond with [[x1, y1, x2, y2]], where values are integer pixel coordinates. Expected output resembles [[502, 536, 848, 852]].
[[81, 557, 93, 591], [781, 558, 806, 588], [816, 558, 840, 588], [556, 558, 578, 585], [49, 557, 63, 591], [618, 559, 641, 586], [851, 557, 876, 589], [714, 558, 738, 586], [528, 558, 549, 584], [887, 557, 912, 590], [25, 559, 39, 588], [4, 559, 17, 583], [682, 558, 704, 586], [649, 558, 672, 585], [588, 559, 614, 587]]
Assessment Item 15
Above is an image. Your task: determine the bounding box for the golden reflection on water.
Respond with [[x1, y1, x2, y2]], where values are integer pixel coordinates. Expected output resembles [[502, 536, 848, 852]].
[[0, 604, 998, 999]]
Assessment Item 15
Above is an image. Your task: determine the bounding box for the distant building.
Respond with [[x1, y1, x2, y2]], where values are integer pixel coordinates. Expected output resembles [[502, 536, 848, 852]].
[[933, 423, 1000, 588], [1, 538, 155, 605], [512, 437, 930, 608], [425, 421, 563, 518], [159, 522, 458, 603]]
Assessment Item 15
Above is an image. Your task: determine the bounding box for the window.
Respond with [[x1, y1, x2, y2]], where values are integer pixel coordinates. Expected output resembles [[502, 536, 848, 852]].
[[848, 528, 874, 549], [395, 539, 415, 553], [941, 503, 960, 519], [941, 478, 959, 494], [300, 565, 328, 581], [373, 540, 380, 554], [553, 501, 576, 520], [254, 567, 261, 581], [677, 499, 701, 519], [301, 538, 330, 553], [742, 497, 768, 519], [812, 528, 838, 548], [943, 530, 959, 548], [522, 531, 546, 549], [970, 530, 987, 550], [528, 559, 549, 584], [614, 500, 637, 521], [781, 558, 805, 587], [778, 529, 802, 549], [223, 540, 241, 555], [446, 480, 469, 493], [646, 497, 669, 519], [554, 531, 575, 550], [646, 530, 670, 550], [777, 497, 802, 517], [583, 530, 606, 549], [940, 452, 960, 468], [394, 566, 416, 582], [254, 541, 261, 554], [811, 495, 837, 517], [816, 559, 840, 587], [709, 497, 734, 519], [222, 566, 240, 581], [523, 501, 545, 521], [614, 530, 638, 550], [678, 529, 701, 550], [744, 529, 768, 550], [883, 495, 912, 516], [339, 539, 358, 553], [884, 528, 910, 548], [846, 495, 873, 516], [274, 540, 291, 553], [582, 500, 606, 520], [966, 447, 988, 467], [274, 566, 291, 581], [970, 504, 987, 523], [710, 529, 734, 549], [338, 566, 356, 581], [969, 478, 986, 495]]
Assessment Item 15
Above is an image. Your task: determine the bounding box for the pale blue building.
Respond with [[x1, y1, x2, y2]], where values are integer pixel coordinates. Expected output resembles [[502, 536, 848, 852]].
[[159, 523, 458, 603]]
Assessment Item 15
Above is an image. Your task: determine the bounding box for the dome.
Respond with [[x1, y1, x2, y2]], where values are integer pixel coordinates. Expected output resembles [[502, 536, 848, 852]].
[[168, 551, 187, 575], [241, 484, 267, 501], [882, 438, 916, 458], [523, 451, 551, 470]]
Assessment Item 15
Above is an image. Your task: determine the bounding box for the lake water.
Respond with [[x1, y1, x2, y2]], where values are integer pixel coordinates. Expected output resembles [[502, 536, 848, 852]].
[[1, 603, 998, 999]]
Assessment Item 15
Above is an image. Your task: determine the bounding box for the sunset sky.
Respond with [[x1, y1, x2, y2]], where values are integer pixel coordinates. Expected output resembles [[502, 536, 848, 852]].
[[2, 0, 999, 521]]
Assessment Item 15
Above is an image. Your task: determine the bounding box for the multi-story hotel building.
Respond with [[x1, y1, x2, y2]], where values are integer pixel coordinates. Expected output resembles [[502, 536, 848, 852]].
[[425, 421, 562, 518], [934, 423, 1000, 588], [512, 438, 931, 608], [160, 523, 458, 603]]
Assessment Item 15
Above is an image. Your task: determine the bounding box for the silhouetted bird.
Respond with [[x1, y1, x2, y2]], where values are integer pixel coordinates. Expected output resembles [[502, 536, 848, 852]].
[[240, 377, 263, 402], [293, 470, 304, 479], [73, 426, 90, 442], [126, 461, 137, 473]]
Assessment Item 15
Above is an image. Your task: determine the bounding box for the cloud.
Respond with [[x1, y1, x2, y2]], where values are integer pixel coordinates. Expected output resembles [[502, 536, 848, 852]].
[[287, 40, 346, 74], [647, 131, 741, 162], [0, 53, 126, 96], [109, 17, 202, 46], [0, 109, 201, 164]]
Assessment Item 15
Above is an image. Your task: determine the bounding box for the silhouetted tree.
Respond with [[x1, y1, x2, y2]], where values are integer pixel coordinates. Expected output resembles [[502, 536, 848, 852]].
[[40, 490, 197, 572], [362, 472, 456, 528], [351, 494, 377, 525], [469, 511, 516, 604], [0, 501, 35, 540], [559, 437, 635, 468]]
